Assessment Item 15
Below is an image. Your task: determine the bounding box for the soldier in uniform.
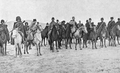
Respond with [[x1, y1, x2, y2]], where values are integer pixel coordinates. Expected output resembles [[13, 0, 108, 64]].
[[78, 20, 84, 28], [69, 16, 77, 28], [97, 18, 107, 39], [107, 17, 116, 35], [61, 20, 66, 29], [56, 19, 60, 30], [85, 20, 89, 31], [48, 17, 56, 40], [116, 18, 120, 26], [97, 18, 106, 29], [88, 18, 93, 29]]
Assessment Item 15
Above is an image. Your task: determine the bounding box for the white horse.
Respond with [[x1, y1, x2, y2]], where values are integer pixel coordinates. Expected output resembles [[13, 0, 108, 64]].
[[74, 26, 88, 50], [12, 28, 23, 57], [33, 24, 42, 56]]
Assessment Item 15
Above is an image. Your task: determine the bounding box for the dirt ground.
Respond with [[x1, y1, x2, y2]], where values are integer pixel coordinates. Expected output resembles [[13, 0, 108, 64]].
[[0, 40, 120, 73]]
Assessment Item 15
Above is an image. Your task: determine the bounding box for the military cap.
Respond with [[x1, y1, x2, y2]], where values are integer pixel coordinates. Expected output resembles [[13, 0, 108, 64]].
[[118, 18, 120, 20], [110, 17, 114, 19], [101, 18, 104, 20], [52, 17, 55, 20], [56, 19, 59, 22], [72, 16, 75, 18], [89, 18, 92, 20], [33, 19, 37, 22]]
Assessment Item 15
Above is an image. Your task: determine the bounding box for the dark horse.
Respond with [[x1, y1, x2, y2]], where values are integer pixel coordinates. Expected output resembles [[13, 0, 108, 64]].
[[58, 24, 66, 48], [83, 26, 97, 49], [109, 24, 120, 46], [41, 26, 49, 46], [48, 25, 59, 52], [65, 23, 72, 49], [0, 25, 9, 56]]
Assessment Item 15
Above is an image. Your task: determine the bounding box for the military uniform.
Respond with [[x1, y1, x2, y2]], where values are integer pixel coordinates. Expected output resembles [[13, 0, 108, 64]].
[[97, 22, 107, 37], [69, 20, 77, 28], [107, 20, 115, 35], [48, 21, 56, 40], [116, 20, 120, 26]]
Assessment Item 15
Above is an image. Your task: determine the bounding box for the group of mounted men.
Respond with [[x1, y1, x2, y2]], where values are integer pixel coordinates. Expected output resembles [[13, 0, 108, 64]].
[[0, 16, 120, 55]]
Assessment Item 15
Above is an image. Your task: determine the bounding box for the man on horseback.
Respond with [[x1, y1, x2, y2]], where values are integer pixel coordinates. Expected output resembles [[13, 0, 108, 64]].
[[12, 16, 26, 44], [48, 17, 56, 40], [97, 18, 107, 39], [86, 18, 94, 38], [56, 19, 60, 30], [107, 17, 116, 35], [69, 16, 78, 37], [116, 18, 120, 26], [97, 18, 106, 30], [29, 19, 37, 39]]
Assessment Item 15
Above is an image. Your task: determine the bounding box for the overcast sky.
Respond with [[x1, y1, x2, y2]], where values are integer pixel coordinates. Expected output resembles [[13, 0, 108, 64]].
[[0, 0, 120, 24]]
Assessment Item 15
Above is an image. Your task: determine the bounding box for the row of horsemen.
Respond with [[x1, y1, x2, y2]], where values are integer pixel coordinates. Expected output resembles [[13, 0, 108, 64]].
[[0, 16, 120, 56]]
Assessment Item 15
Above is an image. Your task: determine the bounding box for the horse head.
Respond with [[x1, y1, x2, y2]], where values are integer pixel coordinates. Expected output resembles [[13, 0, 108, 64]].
[[12, 28, 18, 39], [79, 26, 88, 34]]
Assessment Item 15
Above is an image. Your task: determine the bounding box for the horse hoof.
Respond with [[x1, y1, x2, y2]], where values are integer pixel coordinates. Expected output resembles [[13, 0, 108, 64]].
[[57, 50, 59, 52], [27, 52, 29, 54], [80, 49, 82, 50]]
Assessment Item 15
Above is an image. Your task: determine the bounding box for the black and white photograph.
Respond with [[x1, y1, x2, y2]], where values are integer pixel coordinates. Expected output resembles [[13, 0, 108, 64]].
[[0, 0, 120, 73]]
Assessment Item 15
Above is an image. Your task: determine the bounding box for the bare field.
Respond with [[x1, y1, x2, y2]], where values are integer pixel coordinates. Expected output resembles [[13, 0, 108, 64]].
[[0, 41, 120, 73]]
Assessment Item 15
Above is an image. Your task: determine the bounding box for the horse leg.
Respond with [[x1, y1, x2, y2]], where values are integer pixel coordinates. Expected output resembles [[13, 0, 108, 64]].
[[44, 38, 46, 46], [15, 44, 17, 57], [82, 39, 86, 48], [75, 39, 77, 50], [39, 43, 42, 56], [25, 42, 29, 54], [56, 41, 59, 52], [117, 36, 120, 45], [5, 43, 7, 55], [92, 40, 94, 49], [18, 44, 22, 57], [52, 42, 54, 52], [114, 37, 116, 46], [101, 38, 103, 48], [70, 39, 72, 49], [104, 38, 107, 48], [24, 42, 26, 54], [109, 37, 111, 46], [95, 40, 97, 49], [65, 39, 68, 49], [36, 44, 39, 56], [79, 39, 82, 50]]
